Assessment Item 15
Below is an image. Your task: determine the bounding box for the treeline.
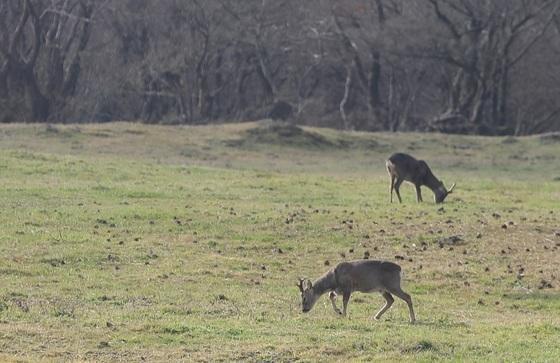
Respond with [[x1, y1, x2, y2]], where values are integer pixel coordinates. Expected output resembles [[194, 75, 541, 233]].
[[1, 0, 560, 135]]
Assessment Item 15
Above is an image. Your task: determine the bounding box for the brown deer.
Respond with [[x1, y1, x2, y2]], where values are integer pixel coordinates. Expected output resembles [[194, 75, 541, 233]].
[[297, 259, 415, 323], [386, 153, 455, 204]]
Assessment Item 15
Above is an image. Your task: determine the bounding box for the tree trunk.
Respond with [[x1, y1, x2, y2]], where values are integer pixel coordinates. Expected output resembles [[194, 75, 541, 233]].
[[340, 65, 352, 130], [369, 50, 383, 127], [255, 44, 276, 104], [0, 61, 8, 98], [23, 67, 49, 121]]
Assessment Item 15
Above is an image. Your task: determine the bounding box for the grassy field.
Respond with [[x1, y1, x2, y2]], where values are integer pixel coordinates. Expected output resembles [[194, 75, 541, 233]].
[[0, 121, 559, 362]]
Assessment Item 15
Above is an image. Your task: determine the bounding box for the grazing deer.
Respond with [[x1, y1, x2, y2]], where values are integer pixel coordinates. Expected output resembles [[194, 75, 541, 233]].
[[386, 153, 455, 204], [297, 259, 415, 323]]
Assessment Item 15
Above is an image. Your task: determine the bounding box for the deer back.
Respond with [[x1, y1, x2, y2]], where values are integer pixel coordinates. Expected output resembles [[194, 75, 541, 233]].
[[387, 153, 429, 184], [334, 260, 401, 293]]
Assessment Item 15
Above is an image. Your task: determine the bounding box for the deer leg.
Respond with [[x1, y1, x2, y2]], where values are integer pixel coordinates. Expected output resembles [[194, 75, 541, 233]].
[[374, 292, 394, 320], [329, 291, 342, 315], [394, 178, 403, 203], [415, 184, 423, 203], [342, 291, 351, 317], [389, 287, 416, 323], [390, 176, 395, 203]]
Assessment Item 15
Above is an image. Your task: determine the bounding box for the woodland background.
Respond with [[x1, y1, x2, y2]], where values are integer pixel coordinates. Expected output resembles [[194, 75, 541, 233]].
[[2, 0, 560, 135]]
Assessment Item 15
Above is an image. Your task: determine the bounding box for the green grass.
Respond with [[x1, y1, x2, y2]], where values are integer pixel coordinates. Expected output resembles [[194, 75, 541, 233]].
[[0, 121, 559, 362]]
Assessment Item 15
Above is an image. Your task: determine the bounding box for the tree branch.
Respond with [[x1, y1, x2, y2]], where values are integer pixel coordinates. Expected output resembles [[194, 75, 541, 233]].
[[426, 0, 461, 39]]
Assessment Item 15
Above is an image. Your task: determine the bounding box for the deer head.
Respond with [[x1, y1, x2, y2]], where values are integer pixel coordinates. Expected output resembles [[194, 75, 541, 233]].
[[435, 182, 456, 203], [297, 278, 317, 313]]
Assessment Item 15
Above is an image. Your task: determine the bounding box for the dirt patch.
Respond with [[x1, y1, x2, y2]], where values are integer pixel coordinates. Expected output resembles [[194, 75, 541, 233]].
[[540, 132, 560, 144], [40, 124, 80, 138], [501, 136, 518, 144], [437, 235, 465, 248], [123, 129, 146, 135], [229, 122, 336, 148], [87, 131, 113, 138], [226, 122, 385, 150], [402, 340, 436, 354], [336, 137, 382, 150]]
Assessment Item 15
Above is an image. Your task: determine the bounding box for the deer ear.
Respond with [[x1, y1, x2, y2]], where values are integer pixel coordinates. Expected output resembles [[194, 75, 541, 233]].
[[305, 280, 313, 289], [448, 183, 456, 193], [297, 278, 305, 292]]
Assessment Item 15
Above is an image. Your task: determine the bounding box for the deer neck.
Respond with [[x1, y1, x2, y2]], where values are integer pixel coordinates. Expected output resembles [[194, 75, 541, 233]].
[[312, 270, 337, 296], [423, 171, 444, 196]]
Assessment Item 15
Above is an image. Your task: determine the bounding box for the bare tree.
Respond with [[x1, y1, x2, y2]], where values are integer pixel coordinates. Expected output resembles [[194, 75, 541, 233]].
[[422, 0, 560, 134], [1, 0, 559, 134], [0, 0, 94, 122], [0, 0, 45, 120]]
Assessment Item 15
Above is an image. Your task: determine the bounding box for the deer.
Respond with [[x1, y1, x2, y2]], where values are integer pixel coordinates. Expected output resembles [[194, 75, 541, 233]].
[[297, 259, 415, 323], [386, 153, 455, 204]]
